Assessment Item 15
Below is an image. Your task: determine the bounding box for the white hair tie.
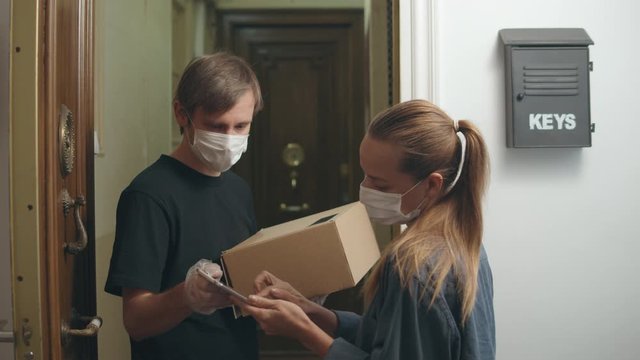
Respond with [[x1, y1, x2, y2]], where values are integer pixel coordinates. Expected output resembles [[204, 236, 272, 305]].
[[444, 131, 466, 194]]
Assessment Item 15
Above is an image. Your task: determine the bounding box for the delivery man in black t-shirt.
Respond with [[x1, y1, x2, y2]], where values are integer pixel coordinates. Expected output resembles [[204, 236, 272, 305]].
[[105, 52, 263, 360]]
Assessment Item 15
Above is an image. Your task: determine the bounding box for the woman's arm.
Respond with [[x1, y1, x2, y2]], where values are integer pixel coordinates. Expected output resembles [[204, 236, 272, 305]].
[[235, 295, 334, 357], [253, 271, 339, 336], [262, 287, 339, 336]]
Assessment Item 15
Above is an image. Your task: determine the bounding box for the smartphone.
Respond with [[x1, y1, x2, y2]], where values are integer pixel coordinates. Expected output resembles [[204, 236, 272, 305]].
[[196, 268, 248, 303]]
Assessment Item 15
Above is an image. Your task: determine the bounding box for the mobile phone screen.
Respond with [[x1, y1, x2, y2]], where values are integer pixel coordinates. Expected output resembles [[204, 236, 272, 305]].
[[196, 268, 248, 303]]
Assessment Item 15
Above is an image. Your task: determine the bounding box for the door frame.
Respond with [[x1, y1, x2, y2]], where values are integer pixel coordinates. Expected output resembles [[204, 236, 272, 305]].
[[10, 0, 46, 358], [1, 0, 14, 358]]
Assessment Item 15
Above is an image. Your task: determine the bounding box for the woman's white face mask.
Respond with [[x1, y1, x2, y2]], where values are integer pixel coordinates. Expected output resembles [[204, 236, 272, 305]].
[[185, 111, 248, 173], [359, 180, 425, 225]]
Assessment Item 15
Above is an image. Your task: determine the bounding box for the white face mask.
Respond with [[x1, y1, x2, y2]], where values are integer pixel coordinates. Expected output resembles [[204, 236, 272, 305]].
[[359, 180, 425, 225], [189, 128, 248, 173], [184, 110, 249, 173]]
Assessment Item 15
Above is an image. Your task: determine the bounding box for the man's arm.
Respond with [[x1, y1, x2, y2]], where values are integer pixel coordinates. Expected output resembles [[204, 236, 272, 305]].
[[122, 261, 230, 341], [122, 284, 191, 341]]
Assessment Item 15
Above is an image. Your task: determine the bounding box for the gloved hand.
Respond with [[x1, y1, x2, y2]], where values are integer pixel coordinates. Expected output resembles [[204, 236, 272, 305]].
[[184, 259, 230, 314]]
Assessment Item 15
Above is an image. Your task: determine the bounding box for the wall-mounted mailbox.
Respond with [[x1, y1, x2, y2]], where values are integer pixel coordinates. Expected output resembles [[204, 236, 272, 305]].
[[499, 28, 594, 148]]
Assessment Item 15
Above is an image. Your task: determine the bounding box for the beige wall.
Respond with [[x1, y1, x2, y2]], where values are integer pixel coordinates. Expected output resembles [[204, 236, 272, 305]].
[[214, 0, 364, 9], [364, 0, 390, 118], [94, 1, 173, 359], [172, 0, 220, 146]]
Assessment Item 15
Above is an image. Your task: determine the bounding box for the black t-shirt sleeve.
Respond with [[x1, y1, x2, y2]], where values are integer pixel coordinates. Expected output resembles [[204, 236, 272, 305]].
[[105, 190, 171, 296]]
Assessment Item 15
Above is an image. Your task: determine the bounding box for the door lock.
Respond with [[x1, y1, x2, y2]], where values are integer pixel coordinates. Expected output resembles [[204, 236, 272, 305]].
[[22, 319, 32, 346]]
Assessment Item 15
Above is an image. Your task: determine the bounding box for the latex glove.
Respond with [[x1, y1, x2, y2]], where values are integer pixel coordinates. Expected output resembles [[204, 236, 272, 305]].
[[184, 259, 230, 314]]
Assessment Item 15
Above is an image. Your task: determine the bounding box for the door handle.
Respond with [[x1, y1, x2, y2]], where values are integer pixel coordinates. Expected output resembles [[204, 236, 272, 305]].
[[61, 189, 88, 254], [62, 316, 102, 337], [61, 315, 102, 346], [279, 202, 310, 213]]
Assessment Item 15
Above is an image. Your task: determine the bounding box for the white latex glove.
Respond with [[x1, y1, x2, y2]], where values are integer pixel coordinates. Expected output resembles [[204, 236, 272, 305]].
[[184, 259, 229, 314]]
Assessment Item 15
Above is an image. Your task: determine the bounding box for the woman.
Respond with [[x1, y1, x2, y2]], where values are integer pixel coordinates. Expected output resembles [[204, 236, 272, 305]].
[[236, 99, 495, 360]]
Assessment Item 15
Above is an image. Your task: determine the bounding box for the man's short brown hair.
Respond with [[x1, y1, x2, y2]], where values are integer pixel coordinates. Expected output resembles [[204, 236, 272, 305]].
[[174, 52, 263, 118]]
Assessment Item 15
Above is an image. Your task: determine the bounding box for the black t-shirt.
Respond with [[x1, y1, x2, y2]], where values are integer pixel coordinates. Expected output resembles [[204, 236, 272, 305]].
[[105, 155, 258, 360]]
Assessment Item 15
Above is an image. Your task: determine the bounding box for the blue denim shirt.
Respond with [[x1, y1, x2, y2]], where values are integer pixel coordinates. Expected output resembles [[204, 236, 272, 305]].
[[326, 247, 495, 360]]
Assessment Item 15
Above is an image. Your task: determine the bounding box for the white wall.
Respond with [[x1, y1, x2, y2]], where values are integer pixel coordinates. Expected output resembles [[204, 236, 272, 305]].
[[403, 1, 640, 359], [94, 1, 173, 359], [0, 0, 15, 358]]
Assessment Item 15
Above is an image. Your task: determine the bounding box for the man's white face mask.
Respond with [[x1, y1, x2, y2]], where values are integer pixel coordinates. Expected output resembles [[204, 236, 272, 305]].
[[185, 111, 249, 173]]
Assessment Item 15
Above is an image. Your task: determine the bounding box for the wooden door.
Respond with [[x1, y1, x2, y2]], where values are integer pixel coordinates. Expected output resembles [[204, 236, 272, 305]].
[[41, 0, 98, 359], [219, 10, 365, 360]]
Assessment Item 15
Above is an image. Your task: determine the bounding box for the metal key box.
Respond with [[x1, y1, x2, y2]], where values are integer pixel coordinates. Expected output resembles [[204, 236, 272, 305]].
[[499, 28, 594, 147]]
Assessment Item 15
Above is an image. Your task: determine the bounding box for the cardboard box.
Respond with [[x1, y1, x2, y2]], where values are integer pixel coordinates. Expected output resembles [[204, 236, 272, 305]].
[[221, 202, 380, 304]]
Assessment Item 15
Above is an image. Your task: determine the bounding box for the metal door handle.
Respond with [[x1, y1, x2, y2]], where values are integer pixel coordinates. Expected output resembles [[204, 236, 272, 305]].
[[61, 315, 102, 347], [279, 202, 310, 213], [61, 189, 88, 254], [62, 316, 102, 337]]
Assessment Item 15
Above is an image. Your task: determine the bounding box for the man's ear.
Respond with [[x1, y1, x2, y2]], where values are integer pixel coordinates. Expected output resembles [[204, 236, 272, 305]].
[[173, 101, 188, 128], [425, 172, 444, 198]]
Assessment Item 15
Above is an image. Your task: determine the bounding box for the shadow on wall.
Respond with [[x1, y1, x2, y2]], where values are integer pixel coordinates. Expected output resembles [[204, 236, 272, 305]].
[[502, 147, 583, 181]]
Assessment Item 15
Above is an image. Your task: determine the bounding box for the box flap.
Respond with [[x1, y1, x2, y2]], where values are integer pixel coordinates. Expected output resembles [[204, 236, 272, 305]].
[[335, 202, 380, 284]]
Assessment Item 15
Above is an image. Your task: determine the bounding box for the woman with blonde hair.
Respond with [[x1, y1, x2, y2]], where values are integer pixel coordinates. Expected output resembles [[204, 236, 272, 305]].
[[236, 99, 495, 360]]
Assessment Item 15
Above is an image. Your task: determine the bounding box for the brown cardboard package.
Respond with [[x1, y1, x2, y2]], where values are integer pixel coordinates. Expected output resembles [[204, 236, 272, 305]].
[[221, 202, 380, 306]]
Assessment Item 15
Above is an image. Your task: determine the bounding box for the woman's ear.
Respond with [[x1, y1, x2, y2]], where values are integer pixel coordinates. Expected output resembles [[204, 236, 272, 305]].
[[425, 172, 444, 199]]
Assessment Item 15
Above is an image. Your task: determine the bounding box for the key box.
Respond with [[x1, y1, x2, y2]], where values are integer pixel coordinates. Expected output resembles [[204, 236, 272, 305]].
[[499, 28, 594, 147]]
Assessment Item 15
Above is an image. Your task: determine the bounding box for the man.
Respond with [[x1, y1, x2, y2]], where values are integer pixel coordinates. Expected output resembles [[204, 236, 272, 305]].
[[105, 52, 263, 360]]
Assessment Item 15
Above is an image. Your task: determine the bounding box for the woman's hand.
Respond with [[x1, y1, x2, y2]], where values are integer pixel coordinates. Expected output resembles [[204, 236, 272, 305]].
[[234, 295, 333, 357], [252, 270, 338, 336], [253, 270, 314, 313]]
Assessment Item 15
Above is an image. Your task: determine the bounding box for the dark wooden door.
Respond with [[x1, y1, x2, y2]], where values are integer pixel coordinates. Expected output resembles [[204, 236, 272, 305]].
[[42, 0, 98, 359], [219, 10, 365, 360]]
